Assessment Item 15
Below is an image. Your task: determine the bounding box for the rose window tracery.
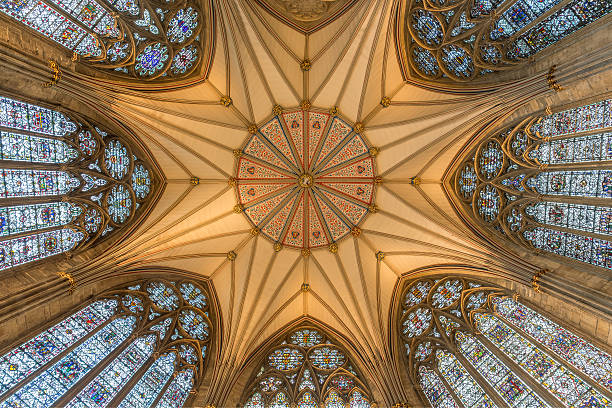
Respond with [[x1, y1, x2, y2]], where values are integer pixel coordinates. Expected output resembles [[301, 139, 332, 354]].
[[234, 108, 378, 250]]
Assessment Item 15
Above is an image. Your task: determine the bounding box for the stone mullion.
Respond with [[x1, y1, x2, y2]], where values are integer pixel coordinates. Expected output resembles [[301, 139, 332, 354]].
[[0, 126, 70, 140], [529, 219, 611, 242], [52, 328, 139, 407], [0, 315, 118, 404], [0, 224, 66, 244], [450, 343, 511, 408], [534, 195, 612, 208], [432, 365, 467, 408], [540, 161, 612, 171], [494, 312, 611, 398], [541, 126, 612, 141], [476, 332, 561, 407], [0, 195, 72, 207], [148, 369, 175, 407], [105, 352, 157, 407], [506, 0, 581, 42]]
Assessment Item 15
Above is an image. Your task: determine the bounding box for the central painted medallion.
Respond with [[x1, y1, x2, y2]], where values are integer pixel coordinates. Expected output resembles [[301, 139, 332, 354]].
[[234, 108, 378, 250]]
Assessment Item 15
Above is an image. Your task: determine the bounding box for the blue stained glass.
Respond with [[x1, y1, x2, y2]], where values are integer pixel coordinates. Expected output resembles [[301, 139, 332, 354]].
[[2, 316, 135, 408], [527, 202, 612, 236], [117, 353, 176, 407], [441, 45, 473, 79], [411, 9, 443, 46], [170, 45, 198, 75], [308, 347, 345, 370], [494, 297, 612, 391], [135, 43, 169, 76], [147, 281, 179, 311], [0, 97, 76, 137], [107, 184, 132, 223], [132, 164, 151, 199], [538, 100, 611, 137], [0, 169, 79, 197], [156, 369, 194, 408], [0, 202, 80, 237], [532, 132, 612, 164], [66, 334, 156, 408], [0, 131, 78, 163], [179, 283, 207, 309], [531, 170, 612, 198], [475, 314, 610, 406], [104, 140, 130, 180], [167, 7, 198, 43], [412, 46, 439, 77], [178, 309, 208, 340], [419, 366, 459, 408], [0, 228, 84, 270], [0, 300, 116, 396]]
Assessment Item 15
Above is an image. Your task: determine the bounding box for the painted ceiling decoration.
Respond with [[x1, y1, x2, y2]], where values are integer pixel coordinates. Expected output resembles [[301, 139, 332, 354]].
[[0, 94, 158, 271], [399, 275, 612, 408], [453, 98, 612, 270], [253, 0, 358, 33], [396, 0, 612, 86], [234, 108, 378, 251], [0, 278, 213, 407], [241, 325, 373, 407], [0, 0, 215, 84]]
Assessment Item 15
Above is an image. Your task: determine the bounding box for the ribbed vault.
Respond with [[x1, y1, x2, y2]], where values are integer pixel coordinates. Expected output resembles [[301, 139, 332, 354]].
[[0, 0, 611, 405]]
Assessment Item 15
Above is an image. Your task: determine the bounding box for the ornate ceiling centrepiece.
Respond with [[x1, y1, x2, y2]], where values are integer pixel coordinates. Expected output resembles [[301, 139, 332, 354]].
[[234, 108, 378, 250]]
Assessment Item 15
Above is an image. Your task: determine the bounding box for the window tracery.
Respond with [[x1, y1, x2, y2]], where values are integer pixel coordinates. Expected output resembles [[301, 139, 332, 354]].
[[0, 0, 211, 82], [399, 276, 612, 408], [398, 0, 611, 84], [0, 278, 212, 408], [241, 326, 374, 408], [453, 98, 612, 270], [0, 95, 156, 270]]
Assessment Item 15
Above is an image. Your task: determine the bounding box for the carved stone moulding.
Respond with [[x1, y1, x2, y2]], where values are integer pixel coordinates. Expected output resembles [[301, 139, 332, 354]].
[[253, 0, 359, 33]]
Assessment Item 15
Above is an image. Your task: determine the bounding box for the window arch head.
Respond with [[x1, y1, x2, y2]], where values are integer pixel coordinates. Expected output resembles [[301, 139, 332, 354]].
[[0, 0, 214, 87], [398, 275, 611, 408], [451, 98, 612, 271], [0, 94, 159, 271], [395, 0, 611, 89], [0, 278, 215, 407], [241, 325, 374, 408]]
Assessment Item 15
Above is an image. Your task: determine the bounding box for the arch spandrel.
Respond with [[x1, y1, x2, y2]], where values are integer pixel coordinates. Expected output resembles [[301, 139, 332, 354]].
[[0, 0, 215, 90]]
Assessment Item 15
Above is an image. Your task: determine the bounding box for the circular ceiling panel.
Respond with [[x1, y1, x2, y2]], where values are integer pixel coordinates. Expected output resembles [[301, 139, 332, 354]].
[[234, 108, 378, 250]]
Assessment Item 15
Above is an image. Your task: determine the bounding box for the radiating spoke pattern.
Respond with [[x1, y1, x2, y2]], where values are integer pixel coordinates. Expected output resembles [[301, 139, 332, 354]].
[[235, 109, 378, 249]]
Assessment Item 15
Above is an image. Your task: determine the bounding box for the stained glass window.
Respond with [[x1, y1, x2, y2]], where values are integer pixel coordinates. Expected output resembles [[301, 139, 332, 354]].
[[0, 95, 154, 270], [401, 0, 611, 82], [400, 276, 612, 408], [241, 327, 374, 407], [454, 99, 612, 270], [0, 0, 209, 81], [0, 279, 213, 408]]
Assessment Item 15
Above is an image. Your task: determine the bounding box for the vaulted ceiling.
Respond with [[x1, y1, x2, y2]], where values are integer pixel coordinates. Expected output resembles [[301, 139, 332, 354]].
[[38, 0, 609, 399]]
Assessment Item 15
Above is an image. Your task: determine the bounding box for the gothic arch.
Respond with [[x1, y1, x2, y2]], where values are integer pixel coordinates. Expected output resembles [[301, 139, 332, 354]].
[[0, 275, 219, 407], [394, 0, 612, 91], [0, 0, 215, 89], [0, 90, 162, 273], [238, 318, 377, 408], [445, 94, 612, 274], [394, 273, 612, 407]]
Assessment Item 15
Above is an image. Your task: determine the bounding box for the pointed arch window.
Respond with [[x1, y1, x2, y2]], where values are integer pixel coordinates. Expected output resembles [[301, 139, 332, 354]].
[[399, 276, 612, 408], [0, 0, 211, 81], [453, 98, 612, 270], [0, 279, 213, 408], [241, 326, 374, 408], [0, 95, 156, 270], [398, 0, 611, 83]]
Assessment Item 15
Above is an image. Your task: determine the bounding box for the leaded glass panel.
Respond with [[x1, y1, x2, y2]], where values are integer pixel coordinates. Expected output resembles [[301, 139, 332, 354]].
[[241, 327, 373, 407], [454, 99, 612, 269], [400, 0, 612, 83], [0, 279, 212, 408], [400, 276, 612, 408], [0, 0, 209, 82], [0, 95, 155, 270]]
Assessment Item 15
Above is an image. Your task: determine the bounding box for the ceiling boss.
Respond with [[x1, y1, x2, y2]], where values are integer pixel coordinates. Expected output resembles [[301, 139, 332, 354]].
[[233, 107, 379, 251]]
